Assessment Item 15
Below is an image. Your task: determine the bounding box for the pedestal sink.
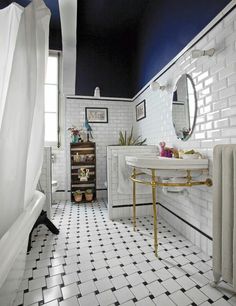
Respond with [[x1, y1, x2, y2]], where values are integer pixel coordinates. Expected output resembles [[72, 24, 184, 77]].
[[125, 154, 212, 257], [126, 155, 208, 171]]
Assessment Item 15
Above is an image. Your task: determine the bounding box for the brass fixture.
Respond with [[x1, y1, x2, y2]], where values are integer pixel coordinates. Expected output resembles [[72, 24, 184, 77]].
[[130, 168, 213, 257]]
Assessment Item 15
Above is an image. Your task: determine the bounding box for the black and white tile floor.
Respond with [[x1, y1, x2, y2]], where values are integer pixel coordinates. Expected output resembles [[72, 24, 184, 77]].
[[14, 201, 236, 306]]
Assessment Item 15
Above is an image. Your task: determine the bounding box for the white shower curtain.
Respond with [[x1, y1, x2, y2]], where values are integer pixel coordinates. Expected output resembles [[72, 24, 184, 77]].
[[0, 0, 50, 238]]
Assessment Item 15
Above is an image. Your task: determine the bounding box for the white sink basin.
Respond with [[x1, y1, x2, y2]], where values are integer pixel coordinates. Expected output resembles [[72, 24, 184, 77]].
[[125, 155, 208, 177]]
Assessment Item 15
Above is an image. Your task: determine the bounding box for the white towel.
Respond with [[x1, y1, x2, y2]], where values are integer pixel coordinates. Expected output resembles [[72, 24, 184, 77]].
[[117, 154, 151, 194]]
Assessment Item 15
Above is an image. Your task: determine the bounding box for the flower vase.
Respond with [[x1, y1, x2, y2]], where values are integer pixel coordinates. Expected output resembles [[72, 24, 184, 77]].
[[71, 134, 79, 143]]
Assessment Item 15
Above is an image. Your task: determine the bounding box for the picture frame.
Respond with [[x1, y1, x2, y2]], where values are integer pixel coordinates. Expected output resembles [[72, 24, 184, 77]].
[[136, 100, 146, 121], [85, 107, 108, 123]]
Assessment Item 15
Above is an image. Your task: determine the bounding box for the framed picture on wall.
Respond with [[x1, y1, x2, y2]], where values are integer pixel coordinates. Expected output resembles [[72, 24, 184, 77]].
[[136, 100, 146, 121], [85, 107, 108, 123]]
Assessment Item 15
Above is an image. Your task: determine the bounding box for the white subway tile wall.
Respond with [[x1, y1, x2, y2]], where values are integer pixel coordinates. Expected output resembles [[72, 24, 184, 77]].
[[50, 7, 236, 255], [52, 98, 133, 201], [133, 7, 236, 255], [107, 145, 157, 219]]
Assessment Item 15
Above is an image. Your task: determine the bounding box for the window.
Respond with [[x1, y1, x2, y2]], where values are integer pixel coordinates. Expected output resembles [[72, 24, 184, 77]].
[[44, 52, 60, 147]]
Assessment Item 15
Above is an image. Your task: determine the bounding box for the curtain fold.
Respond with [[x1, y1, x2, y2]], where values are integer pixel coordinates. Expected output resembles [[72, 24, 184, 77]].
[[0, 0, 50, 238]]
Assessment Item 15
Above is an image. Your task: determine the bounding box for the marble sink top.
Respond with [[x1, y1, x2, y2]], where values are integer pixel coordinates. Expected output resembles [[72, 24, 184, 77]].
[[125, 155, 208, 171]]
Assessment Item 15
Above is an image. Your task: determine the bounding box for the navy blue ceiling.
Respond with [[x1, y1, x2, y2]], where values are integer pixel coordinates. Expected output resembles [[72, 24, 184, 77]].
[[1, 0, 232, 98], [76, 0, 231, 98], [133, 0, 232, 94], [0, 0, 62, 50], [76, 0, 151, 98]]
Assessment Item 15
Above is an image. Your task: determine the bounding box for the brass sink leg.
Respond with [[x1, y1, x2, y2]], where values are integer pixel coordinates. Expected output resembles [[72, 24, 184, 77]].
[[151, 169, 158, 257], [132, 167, 136, 231]]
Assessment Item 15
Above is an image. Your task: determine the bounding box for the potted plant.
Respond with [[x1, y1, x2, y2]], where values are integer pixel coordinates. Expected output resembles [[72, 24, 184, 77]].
[[73, 190, 83, 203], [118, 127, 146, 146], [85, 189, 93, 202]]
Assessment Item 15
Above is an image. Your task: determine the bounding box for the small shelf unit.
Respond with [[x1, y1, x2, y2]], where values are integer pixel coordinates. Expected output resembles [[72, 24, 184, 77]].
[[70, 142, 96, 202]]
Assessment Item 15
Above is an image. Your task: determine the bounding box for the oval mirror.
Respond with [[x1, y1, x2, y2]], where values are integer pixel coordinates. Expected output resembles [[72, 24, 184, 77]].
[[172, 74, 197, 141]]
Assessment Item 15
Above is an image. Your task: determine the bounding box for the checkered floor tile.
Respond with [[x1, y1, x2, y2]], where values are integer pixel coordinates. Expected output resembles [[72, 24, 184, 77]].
[[14, 201, 236, 306]]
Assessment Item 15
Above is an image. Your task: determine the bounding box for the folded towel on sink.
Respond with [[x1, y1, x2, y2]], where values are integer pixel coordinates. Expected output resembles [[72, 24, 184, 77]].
[[117, 154, 150, 194]]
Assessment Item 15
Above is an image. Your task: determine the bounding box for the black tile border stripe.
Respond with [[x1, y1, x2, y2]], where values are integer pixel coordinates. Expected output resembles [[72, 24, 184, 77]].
[[66, 96, 132, 102], [112, 201, 212, 241], [112, 203, 153, 208], [158, 202, 212, 241]]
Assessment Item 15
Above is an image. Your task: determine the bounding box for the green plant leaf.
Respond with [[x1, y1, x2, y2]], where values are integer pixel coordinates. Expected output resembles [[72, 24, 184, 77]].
[[137, 138, 147, 146], [132, 135, 141, 145], [119, 130, 125, 145], [124, 130, 127, 145], [127, 127, 133, 145]]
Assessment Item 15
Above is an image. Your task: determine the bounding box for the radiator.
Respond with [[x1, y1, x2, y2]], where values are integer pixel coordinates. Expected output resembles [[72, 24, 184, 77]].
[[213, 144, 236, 291]]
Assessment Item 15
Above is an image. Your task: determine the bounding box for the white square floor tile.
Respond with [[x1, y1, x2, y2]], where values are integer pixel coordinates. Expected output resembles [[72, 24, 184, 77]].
[[130, 283, 150, 301], [78, 270, 95, 283], [146, 280, 166, 297], [126, 272, 144, 286], [95, 277, 113, 292], [33, 267, 49, 279], [79, 280, 97, 296], [135, 296, 155, 306], [43, 300, 59, 306], [185, 287, 208, 304], [213, 298, 234, 306], [190, 272, 209, 287], [176, 275, 196, 290], [120, 300, 135, 306], [96, 289, 117, 306], [141, 270, 158, 284], [64, 263, 77, 275], [94, 267, 111, 279], [24, 288, 43, 306], [162, 278, 181, 293], [153, 293, 176, 306], [111, 275, 129, 289], [78, 292, 99, 306], [29, 276, 46, 291], [17, 201, 235, 306], [169, 290, 192, 306], [46, 274, 63, 289], [108, 265, 124, 277], [122, 263, 137, 275], [61, 283, 80, 300], [63, 272, 79, 286], [43, 285, 62, 303], [59, 296, 79, 306], [229, 295, 236, 306], [114, 286, 134, 304], [155, 268, 173, 281], [200, 284, 223, 301]]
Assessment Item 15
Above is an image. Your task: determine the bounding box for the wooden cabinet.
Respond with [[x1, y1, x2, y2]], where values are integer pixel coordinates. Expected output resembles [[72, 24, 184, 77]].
[[70, 142, 96, 202]]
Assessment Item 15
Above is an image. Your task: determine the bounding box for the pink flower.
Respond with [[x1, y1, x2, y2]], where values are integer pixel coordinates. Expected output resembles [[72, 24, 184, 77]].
[[68, 127, 80, 136]]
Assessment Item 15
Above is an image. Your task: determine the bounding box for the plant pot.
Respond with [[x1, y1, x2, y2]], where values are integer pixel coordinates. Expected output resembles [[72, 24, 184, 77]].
[[85, 193, 93, 202], [74, 193, 82, 202]]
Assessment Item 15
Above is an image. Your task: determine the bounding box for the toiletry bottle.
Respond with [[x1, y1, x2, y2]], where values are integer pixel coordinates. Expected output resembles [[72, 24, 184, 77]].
[[159, 141, 166, 157]]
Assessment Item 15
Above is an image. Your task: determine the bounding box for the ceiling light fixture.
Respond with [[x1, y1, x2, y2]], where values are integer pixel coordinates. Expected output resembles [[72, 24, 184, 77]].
[[191, 48, 215, 58], [150, 81, 166, 91]]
